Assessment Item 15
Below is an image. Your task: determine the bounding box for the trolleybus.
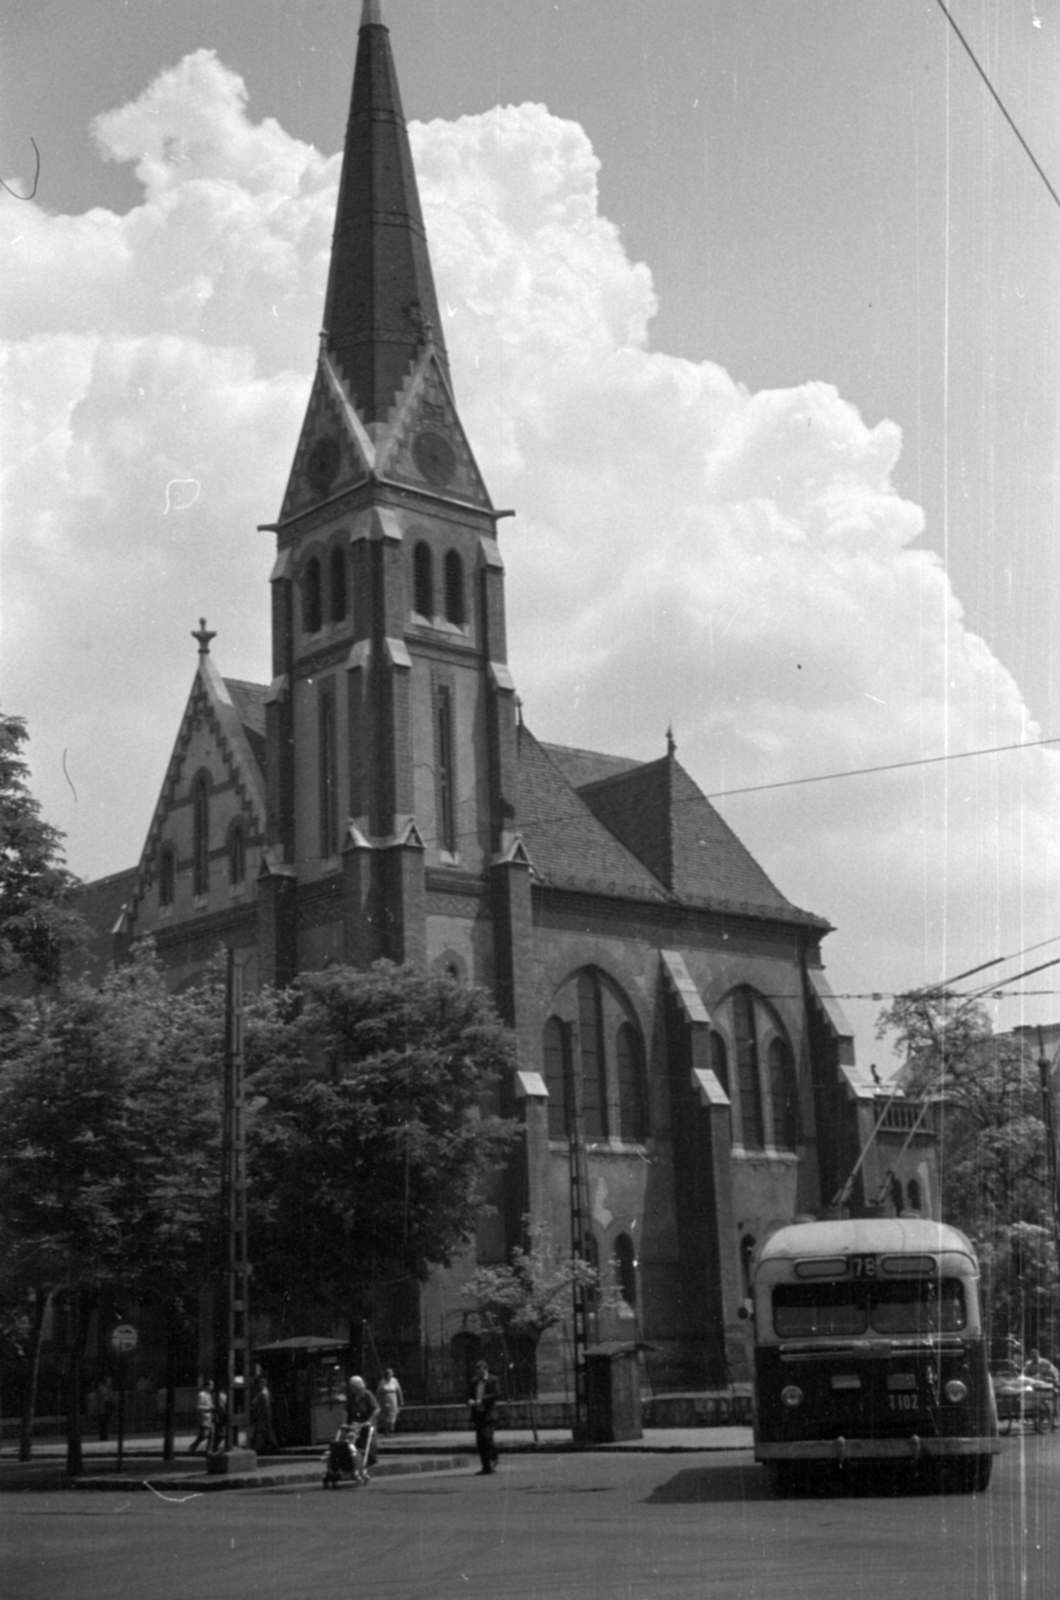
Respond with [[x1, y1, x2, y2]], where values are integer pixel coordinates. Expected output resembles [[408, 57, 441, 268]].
[[750, 1217, 999, 1494]]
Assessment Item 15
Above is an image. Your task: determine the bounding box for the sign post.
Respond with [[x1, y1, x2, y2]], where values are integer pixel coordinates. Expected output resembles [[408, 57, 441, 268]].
[[109, 1323, 138, 1470]]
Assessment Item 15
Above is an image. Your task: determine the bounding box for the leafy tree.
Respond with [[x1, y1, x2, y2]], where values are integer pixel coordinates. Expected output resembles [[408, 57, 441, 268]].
[[246, 962, 518, 1334], [462, 1222, 611, 1433], [876, 990, 1058, 1353], [0, 948, 225, 1466], [0, 712, 86, 990]]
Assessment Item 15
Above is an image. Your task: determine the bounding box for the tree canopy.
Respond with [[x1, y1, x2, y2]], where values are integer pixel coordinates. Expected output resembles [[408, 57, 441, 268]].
[[876, 989, 1058, 1351], [0, 947, 226, 1463], [246, 961, 518, 1324], [0, 948, 224, 1304], [463, 1223, 604, 1348], [0, 950, 519, 1457], [0, 711, 86, 990]]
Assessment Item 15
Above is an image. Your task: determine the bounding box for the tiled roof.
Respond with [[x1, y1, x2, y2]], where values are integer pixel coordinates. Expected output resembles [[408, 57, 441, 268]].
[[515, 729, 668, 899], [540, 743, 642, 791], [69, 867, 140, 984], [533, 739, 829, 929], [224, 679, 267, 773]]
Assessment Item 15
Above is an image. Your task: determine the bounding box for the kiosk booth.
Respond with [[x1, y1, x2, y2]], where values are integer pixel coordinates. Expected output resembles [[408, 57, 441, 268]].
[[253, 1337, 348, 1446]]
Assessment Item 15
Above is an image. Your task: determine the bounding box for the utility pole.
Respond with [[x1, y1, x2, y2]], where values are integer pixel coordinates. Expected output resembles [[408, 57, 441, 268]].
[[214, 948, 254, 1467]]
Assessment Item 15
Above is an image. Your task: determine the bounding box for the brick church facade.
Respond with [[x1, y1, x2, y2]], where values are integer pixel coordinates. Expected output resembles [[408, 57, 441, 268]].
[[86, 1, 936, 1389]]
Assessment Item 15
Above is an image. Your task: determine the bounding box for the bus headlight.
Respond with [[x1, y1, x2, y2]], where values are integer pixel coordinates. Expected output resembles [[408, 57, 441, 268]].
[[781, 1385, 804, 1408], [944, 1379, 968, 1404]]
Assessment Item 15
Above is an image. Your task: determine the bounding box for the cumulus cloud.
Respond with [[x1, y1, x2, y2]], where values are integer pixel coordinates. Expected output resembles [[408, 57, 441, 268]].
[[4, 53, 1058, 1061]]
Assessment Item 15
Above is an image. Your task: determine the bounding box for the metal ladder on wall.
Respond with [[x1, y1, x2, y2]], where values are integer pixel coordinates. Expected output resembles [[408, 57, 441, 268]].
[[563, 1021, 592, 1436]]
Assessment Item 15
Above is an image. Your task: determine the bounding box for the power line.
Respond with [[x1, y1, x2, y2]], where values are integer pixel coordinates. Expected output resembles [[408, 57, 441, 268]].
[[705, 733, 1060, 802], [934, 0, 1060, 213], [408, 730, 1060, 856]]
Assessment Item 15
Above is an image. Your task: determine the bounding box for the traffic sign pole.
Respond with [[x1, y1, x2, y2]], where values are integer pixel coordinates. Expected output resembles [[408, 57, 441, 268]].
[[109, 1324, 138, 1470]]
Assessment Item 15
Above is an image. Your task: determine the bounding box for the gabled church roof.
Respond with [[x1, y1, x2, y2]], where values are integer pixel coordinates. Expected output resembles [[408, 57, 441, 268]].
[[516, 728, 669, 901], [323, 0, 450, 425], [533, 735, 830, 930], [130, 646, 267, 917]]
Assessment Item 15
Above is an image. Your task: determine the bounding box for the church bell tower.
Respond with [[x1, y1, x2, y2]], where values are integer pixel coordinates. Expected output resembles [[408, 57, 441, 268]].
[[260, 0, 525, 1007]]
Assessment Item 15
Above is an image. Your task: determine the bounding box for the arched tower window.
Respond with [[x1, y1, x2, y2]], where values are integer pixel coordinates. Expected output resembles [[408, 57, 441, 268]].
[[767, 1037, 798, 1150], [615, 1021, 647, 1141], [577, 971, 608, 1139], [192, 775, 210, 898], [444, 549, 465, 626], [434, 681, 456, 854], [709, 1032, 729, 1094], [319, 683, 338, 858], [542, 1015, 570, 1139], [329, 544, 348, 624], [159, 846, 176, 908], [614, 1233, 637, 1308], [546, 968, 646, 1145], [733, 987, 764, 1148], [303, 556, 322, 634], [228, 820, 246, 886], [413, 542, 434, 618]]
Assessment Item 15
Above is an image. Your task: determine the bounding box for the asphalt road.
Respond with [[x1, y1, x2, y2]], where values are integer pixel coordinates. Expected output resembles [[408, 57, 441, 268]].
[[4, 1438, 1057, 1600]]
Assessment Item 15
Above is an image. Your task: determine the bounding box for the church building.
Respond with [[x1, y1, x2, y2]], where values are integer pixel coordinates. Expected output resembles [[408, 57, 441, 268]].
[[92, 0, 936, 1390]]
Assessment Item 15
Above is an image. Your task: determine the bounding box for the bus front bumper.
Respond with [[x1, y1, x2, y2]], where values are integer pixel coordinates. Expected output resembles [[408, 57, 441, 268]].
[[757, 1435, 1001, 1464]]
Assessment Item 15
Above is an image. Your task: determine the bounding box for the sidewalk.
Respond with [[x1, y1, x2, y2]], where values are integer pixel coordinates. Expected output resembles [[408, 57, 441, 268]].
[[0, 1425, 753, 1493]]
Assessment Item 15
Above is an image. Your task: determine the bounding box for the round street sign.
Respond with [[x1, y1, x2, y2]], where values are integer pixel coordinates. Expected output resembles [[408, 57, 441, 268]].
[[110, 1322, 138, 1355]]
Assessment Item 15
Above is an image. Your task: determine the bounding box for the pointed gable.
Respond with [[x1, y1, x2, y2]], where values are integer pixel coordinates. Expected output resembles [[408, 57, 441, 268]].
[[377, 351, 492, 510], [130, 653, 268, 926], [279, 360, 371, 521]]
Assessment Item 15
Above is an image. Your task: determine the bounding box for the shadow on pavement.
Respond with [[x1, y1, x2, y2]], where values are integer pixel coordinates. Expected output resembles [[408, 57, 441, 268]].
[[646, 1464, 771, 1504], [647, 1460, 989, 1504]]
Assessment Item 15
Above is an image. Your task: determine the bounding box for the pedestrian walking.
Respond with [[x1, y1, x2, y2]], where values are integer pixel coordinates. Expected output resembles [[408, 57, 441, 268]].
[[212, 1387, 228, 1452], [376, 1367, 404, 1435], [188, 1380, 214, 1454], [468, 1359, 500, 1475], [250, 1373, 278, 1454], [95, 1376, 116, 1442], [346, 1375, 380, 1484]]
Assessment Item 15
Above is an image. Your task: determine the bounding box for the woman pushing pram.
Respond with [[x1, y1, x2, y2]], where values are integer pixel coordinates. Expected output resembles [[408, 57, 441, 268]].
[[323, 1375, 380, 1489]]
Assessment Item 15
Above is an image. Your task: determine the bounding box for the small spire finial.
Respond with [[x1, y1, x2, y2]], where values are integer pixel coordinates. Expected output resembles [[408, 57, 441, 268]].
[[193, 618, 217, 657], [666, 725, 676, 758]]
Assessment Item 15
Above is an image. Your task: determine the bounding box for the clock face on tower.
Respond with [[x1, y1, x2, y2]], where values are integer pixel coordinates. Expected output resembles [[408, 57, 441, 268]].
[[412, 427, 457, 487], [306, 435, 341, 496]]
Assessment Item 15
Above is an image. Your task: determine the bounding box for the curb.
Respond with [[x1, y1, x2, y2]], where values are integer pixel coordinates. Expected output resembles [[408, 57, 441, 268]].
[[0, 1454, 473, 1495], [72, 1454, 474, 1493]]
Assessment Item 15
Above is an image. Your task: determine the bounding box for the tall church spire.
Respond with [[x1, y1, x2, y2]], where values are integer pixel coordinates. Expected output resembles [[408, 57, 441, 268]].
[[322, 0, 450, 424]]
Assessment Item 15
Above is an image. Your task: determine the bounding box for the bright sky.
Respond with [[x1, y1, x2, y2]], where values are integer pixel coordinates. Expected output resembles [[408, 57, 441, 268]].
[[3, 0, 1059, 1068]]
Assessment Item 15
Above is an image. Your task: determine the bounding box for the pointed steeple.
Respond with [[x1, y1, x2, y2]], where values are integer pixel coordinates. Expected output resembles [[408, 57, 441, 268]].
[[323, 0, 450, 426]]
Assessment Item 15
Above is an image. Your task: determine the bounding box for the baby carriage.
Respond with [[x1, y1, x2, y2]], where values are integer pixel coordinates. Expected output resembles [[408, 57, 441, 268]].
[[323, 1421, 375, 1488]]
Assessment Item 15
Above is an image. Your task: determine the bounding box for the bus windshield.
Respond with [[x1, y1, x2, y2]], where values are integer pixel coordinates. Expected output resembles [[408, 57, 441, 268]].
[[772, 1278, 967, 1339]]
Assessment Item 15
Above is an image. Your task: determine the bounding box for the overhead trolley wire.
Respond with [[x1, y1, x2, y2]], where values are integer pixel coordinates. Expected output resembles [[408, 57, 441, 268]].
[[934, 0, 1060, 214], [706, 733, 1060, 802]]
